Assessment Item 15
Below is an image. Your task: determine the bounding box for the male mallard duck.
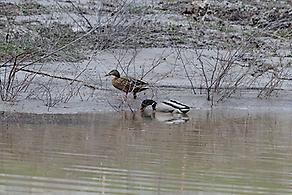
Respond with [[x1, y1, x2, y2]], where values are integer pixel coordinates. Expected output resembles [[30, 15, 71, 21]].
[[140, 99, 190, 114], [140, 99, 190, 124], [105, 69, 149, 99]]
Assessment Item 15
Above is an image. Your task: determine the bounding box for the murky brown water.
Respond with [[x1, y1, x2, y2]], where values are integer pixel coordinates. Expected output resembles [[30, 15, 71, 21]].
[[1, 110, 292, 195]]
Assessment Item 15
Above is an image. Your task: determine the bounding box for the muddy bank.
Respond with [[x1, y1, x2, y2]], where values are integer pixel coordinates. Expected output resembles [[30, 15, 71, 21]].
[[0, 46, 292, 114], [1, 0, 291, 61]]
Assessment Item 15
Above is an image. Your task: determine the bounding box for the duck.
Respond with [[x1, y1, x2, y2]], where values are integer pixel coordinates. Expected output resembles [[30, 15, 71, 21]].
[[105, 69, 149, 99], [140, 99, 190, 114], [140, 99, 190, 124]]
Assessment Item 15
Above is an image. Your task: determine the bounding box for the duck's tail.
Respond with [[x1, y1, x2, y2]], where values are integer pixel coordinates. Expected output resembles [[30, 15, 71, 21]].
[[162, 100, 190, 114]]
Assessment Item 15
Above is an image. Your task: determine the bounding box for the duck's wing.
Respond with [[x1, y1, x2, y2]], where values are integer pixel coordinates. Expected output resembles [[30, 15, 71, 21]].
[[126, 76, 148, 86], [162, 100, 190, 114], [113, 77, 132, 92]]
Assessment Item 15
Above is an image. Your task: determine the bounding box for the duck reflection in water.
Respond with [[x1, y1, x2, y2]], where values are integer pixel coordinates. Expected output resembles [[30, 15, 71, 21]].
[[140, 99, 190, 124]]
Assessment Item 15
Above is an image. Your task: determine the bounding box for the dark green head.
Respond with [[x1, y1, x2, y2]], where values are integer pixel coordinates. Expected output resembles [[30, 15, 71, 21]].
[[140, 99, 157, 112], [105, 69, 120, 78]]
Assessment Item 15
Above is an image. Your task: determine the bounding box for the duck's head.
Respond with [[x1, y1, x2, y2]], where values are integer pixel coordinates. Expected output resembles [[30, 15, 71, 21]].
[[105, 69, 120, 78], [140, 99, 157, 112]]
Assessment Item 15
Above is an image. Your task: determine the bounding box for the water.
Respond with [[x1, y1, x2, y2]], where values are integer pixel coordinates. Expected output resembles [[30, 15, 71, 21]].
[[1, 110, 292, 195]]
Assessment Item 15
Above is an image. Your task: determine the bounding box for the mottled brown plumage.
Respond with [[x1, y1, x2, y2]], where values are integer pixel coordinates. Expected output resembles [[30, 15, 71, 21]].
[[105, 69, 149, 99]]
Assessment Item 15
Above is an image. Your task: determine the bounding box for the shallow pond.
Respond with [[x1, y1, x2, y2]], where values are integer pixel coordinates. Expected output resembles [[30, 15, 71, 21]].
[[1, 109, 292, 195]]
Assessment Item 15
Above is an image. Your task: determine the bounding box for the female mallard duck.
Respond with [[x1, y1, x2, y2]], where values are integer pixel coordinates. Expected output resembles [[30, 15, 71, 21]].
[[105, 69, 149, 99], [140, 99, 190, 114], [140, 99, 190, 124]]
